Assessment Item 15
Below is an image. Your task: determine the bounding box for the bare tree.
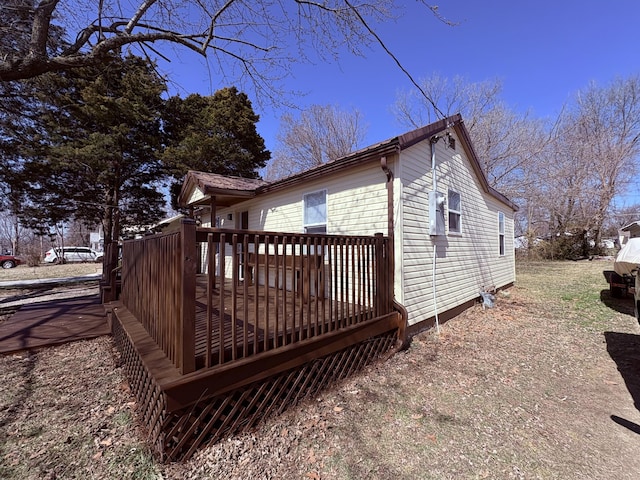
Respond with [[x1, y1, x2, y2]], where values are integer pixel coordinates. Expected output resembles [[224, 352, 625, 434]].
[[265, 104, 367, 180], [562, 77, 640, 250], [522, 76, 640, 257], [394, 74, 502, 130], [394, 74, 551, 198], [0, 209, 26, 255], [0, 0, 450, 102]]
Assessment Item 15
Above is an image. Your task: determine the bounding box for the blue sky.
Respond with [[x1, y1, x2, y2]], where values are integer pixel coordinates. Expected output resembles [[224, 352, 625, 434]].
[[155, 0, 640, 203]]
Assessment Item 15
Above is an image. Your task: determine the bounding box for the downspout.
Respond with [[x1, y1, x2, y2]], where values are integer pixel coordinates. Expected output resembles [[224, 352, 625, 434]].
[[430, 136, 441, 334], [381, 155, 407, 346], [380, 156, 394, 241], [380, 155, 395, 293]]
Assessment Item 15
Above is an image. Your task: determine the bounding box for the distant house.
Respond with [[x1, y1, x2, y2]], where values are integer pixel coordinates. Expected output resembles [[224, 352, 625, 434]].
[[620, 221, 640, 245], [178, 114, 517, 333]]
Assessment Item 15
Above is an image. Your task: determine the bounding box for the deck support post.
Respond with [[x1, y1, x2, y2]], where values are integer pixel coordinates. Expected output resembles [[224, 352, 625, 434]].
[[101, 242, 118, 303], [179, 219, 197, 374]]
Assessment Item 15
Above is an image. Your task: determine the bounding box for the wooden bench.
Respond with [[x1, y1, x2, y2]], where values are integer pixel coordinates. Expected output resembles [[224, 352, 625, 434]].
[[245, 252, 324, 301]]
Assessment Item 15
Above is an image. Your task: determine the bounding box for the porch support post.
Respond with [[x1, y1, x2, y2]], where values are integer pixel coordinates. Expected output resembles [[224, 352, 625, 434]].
[[179, 218, 197, 374], [210, 196, 217, 224], [210, 195, 217, 288]]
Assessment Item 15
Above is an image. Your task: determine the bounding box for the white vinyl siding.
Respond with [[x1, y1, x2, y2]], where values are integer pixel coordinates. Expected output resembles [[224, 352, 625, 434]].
[[399, 130, 515, 326], [201, 161, 390, 237]]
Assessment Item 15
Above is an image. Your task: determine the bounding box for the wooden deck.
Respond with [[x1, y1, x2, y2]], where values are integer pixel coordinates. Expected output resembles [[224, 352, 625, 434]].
[[0, 295, 110, 354], [111, 274, 381, 392], [108, 224, 405, 461], [110, 273, 403, 461]]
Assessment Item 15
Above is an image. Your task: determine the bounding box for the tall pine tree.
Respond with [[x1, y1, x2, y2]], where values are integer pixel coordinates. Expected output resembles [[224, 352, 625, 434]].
[[163, 87, 270, 209], [18, 54, 167, 243]]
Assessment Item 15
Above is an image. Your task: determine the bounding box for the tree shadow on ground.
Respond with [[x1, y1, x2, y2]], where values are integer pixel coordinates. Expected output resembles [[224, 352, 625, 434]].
[[611, 415, 640, 435], [605, 331, 640, 435]]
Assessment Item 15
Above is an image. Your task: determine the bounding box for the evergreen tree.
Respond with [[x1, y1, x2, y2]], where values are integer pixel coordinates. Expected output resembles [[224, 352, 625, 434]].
[[163, 87, 270, 209], [17, 54, 167, 242]]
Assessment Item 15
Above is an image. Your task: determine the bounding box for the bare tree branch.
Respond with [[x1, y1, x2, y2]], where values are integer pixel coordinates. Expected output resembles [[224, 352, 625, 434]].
[[0, 0, 452, 107], [266, 104, 367, 180], [343, 0, 446, 118]]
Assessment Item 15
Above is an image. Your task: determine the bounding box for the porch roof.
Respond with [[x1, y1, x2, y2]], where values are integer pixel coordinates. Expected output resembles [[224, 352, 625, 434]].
[[178, 171, 268, 208]]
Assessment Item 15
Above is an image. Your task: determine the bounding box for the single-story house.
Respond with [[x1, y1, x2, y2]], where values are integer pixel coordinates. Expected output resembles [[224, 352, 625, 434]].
[[178, 113, 517, 334]]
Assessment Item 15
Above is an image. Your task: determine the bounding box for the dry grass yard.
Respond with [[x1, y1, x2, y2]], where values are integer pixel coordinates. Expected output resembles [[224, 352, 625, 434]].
[[1, 260, 639, 479]]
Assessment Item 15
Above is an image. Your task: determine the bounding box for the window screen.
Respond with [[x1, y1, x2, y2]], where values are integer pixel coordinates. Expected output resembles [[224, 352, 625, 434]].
[[303, 190, 327, 234], [448, 190, 461, 234]]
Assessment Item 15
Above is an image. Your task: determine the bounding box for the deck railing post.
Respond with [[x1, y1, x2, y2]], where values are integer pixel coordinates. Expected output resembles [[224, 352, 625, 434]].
[[101, 242, 119, 303], [179, 218, 197, 374]]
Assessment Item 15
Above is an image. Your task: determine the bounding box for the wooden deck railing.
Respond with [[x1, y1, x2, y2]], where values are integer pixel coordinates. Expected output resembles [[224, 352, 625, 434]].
[[117, 219, 393, 375], [120, 220, 196, 374]]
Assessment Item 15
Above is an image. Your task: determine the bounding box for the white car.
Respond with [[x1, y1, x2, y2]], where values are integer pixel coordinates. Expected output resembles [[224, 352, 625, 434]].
[[44, 246, 104, 264]]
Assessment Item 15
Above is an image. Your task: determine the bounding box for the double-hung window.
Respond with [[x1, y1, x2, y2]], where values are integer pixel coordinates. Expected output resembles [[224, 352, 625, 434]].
[[498, 212, 505, 256], [303, 190, 327, 234], [448, 189, 461, 234]]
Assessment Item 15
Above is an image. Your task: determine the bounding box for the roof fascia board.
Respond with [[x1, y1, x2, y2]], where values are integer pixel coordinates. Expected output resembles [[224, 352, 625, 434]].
[[257, 142, 400, 195], [397, 114, 462, 150], [177, 173, 200, 207], [201, 187, 257, 198]]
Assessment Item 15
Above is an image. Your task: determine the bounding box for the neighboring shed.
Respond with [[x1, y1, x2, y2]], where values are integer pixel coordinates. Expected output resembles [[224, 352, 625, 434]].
[[178, 114, 517, 333], [620, 221, 640, 244]]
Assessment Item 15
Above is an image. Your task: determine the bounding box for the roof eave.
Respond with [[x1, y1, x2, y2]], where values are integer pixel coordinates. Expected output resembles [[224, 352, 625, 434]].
[[257, 142, 401, 195]]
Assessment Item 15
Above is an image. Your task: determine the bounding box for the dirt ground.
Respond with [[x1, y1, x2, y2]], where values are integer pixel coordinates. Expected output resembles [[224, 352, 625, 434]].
[[1, 260, 639, 479]]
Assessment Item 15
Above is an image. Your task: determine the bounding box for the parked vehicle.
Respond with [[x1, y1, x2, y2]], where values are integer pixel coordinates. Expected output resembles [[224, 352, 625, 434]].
[[605, 237, 640, 323], [0, 254, 21, 269], [44, 246, 103, 264]]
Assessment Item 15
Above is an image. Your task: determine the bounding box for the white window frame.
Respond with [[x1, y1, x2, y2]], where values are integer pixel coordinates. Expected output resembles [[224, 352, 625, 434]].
[[498, 211, 505, 256], [448, 189, 461, 234], [303, 189, 327, 234]]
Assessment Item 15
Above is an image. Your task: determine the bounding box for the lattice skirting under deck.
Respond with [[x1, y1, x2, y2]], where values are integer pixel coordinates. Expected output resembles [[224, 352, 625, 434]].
[[112, 314, 398, 462]]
